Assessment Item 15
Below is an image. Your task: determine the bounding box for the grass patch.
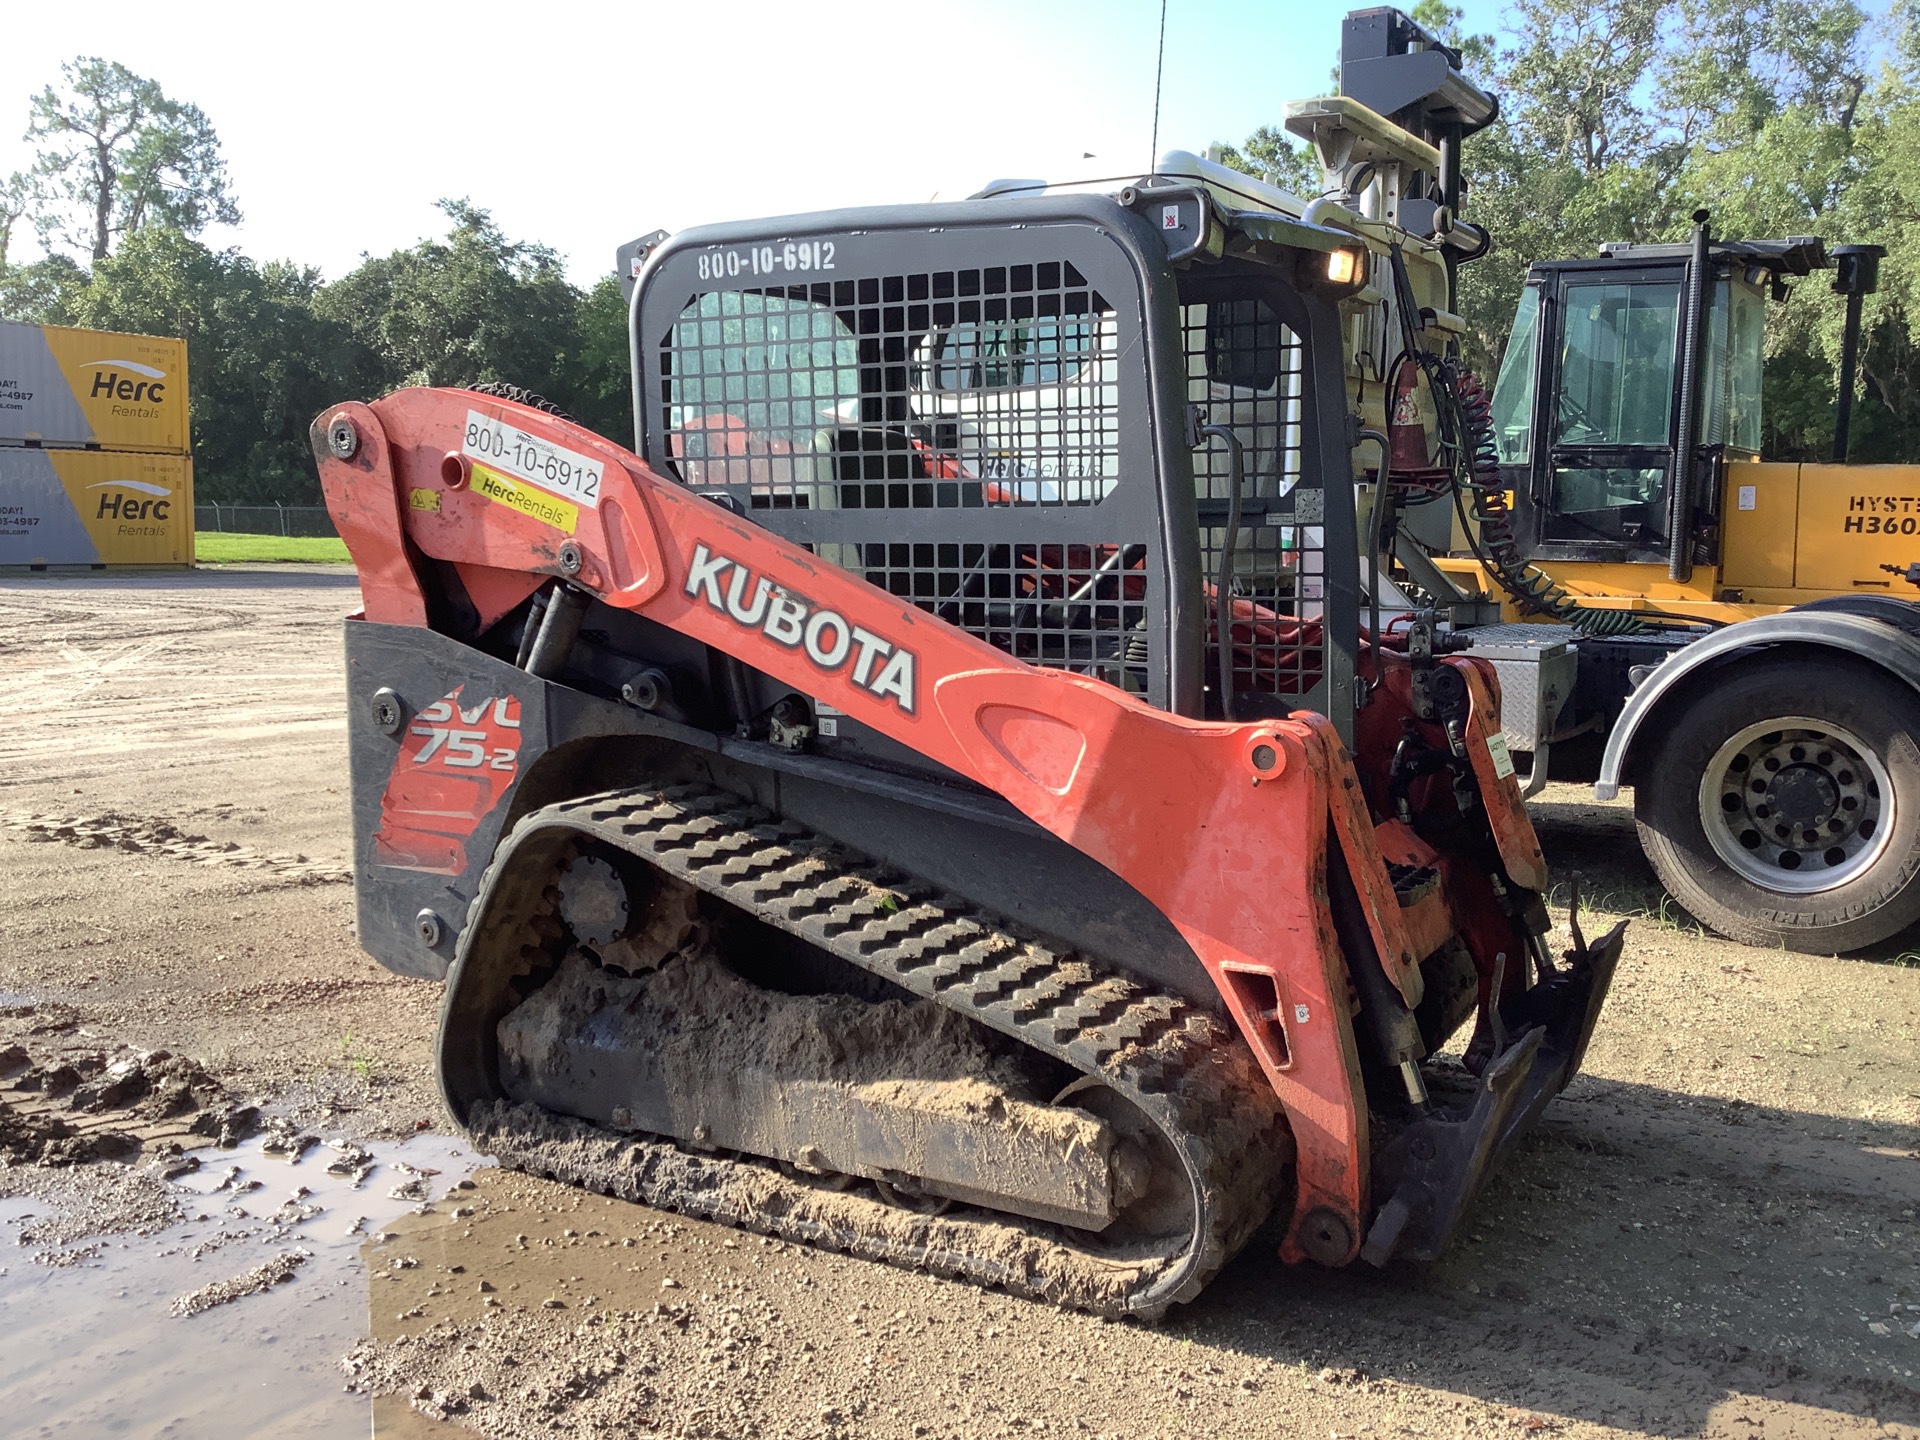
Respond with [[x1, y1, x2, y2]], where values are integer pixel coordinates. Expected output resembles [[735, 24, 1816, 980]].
[[1543, 877, 1708, 934], [194, 532, 351, 564], [340, 1031, 378, 1084]]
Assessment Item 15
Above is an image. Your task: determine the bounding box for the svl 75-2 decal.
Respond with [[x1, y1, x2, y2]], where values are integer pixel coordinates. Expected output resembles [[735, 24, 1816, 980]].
[[373, 688, 523, 876]]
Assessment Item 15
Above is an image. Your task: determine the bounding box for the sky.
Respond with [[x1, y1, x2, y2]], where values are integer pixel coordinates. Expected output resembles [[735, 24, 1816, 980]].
[[0, 0, 1513, 286]]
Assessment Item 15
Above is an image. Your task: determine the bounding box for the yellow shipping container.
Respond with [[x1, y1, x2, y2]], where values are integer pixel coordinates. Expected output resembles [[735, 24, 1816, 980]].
[[0, 448, 194, 567], [0, 320, 190, 454]]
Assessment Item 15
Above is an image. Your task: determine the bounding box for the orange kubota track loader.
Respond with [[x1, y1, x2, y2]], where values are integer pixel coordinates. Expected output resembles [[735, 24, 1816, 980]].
[[316, 177, 1623, 1317]]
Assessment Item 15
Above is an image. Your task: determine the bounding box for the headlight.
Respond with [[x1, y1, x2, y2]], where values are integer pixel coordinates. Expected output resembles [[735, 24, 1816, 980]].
[[1326, 247, 1364, 286]]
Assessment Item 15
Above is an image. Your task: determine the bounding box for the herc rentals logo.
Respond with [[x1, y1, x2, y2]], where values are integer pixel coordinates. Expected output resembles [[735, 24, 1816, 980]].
[[684, 542, 918, 713], [87, 479, 172, 521], [82, 358, 169, 414]]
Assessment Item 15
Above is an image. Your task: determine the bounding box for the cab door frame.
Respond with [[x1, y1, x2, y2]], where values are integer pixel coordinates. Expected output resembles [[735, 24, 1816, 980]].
[[1510, 258, 1692, 567]]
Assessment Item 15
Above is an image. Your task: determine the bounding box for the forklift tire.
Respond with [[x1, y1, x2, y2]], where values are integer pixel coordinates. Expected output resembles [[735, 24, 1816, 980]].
[[1633, 655, 1920, 954]]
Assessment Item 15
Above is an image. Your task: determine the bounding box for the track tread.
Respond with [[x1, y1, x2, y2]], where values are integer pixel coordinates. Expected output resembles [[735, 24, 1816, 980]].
[[454, 784, 1291, 1318]]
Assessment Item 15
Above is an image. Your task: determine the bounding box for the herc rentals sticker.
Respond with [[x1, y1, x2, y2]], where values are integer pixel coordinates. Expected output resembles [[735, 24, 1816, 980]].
[[460, 409, 606, 533], [0, 321, 189, 453], [468, 464, 579, 533], [684, 542, 918, 713]]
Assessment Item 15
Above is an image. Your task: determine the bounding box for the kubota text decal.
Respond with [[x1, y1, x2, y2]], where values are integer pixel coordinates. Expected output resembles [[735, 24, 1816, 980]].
[[373, 687, 523, 876], [684, 542, 918, 713]]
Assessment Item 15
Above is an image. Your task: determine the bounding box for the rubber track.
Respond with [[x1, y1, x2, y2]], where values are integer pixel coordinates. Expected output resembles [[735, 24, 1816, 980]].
[[455, 783, 1293, 1317]]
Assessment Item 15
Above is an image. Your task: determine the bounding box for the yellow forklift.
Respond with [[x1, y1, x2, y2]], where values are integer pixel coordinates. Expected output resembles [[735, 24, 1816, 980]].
[[1405, 219, 1920, 954]]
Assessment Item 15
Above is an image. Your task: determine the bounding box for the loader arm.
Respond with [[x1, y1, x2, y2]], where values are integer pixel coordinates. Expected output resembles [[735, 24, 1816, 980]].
[[319, 386, 1376, 1264]]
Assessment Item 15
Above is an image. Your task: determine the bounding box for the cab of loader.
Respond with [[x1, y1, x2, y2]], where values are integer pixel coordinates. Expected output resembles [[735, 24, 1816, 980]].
[[626, 191, 1372, 733], [1483, 229, 1843, 574]]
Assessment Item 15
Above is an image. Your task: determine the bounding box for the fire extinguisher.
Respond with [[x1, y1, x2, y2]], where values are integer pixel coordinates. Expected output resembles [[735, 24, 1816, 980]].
[[1387, 360, 1432, 475]]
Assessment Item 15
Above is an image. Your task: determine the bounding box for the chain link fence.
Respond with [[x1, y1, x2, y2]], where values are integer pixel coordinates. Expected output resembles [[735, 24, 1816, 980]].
[[194, 503, 339, 538]]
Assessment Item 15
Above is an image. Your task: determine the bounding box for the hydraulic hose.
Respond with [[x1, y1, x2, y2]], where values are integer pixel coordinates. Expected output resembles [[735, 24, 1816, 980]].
[[1377, 243, 1661, 638], [1447, 369, 1654, 638]]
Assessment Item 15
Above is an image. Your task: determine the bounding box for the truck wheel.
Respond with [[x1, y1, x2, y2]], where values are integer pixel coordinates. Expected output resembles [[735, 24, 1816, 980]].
[[1633, 656, 1920, 953]]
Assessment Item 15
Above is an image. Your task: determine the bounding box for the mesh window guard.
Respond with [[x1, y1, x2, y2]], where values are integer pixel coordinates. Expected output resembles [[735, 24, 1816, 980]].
[[647, 228, 1166, 701], [1178, 290, 1323, 709], [662, 265, 1120, 510]]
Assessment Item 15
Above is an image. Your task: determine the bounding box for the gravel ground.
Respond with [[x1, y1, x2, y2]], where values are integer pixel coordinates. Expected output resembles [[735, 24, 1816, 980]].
[[1, 567, 1917, 1440]]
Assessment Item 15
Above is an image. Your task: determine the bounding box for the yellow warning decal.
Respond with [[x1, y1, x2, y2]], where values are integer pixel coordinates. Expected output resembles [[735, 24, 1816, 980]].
[[471, 462, 578, 533], [408, 487, 441, 512]]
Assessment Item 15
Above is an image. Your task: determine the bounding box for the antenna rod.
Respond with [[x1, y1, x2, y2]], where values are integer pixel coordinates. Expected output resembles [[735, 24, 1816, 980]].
[[1150, 0, 1168, 169]]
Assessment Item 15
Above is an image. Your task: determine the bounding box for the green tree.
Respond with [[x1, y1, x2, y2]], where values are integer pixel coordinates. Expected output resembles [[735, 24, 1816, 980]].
[[1208, 0, 1903, 460], [318, 200, 632, 444], [3, 197, 635, 502], [1808, 13, 1920, 460], [318, 200, 582, 395], [1427, 0, 1872, 381], [0, 171, 32, 271], [62, 228, 371, 503], [0, 253, 86, 324], [1211, 125, 1321, 196], [568, 274, 636, 448], [25, 58, 239, 262]]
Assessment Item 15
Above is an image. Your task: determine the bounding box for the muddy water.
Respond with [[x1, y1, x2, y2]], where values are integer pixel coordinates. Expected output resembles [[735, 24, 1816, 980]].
[[0, 1133, 486, 1438]]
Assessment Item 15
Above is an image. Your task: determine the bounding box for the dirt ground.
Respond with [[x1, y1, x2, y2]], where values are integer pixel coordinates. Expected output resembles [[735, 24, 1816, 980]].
[[2, 567, 1918, 1440]]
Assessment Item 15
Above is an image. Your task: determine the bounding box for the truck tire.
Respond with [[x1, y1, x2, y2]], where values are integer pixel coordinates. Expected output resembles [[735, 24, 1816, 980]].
[[1633, 655, 1920, 954]]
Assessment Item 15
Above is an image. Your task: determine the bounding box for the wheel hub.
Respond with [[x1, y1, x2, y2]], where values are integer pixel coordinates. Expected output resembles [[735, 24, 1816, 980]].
[[1699, 719, 1892, 893], [1768, 765, 1838, 828]]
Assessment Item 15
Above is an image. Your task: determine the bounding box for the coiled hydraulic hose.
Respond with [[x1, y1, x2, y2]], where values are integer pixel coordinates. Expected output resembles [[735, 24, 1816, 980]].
[[1376, 242, 1661, 638], [1445, 367, 1654, 638]]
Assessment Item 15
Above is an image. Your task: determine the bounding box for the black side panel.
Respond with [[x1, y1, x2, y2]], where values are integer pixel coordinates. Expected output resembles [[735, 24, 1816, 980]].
[[345, 621, 1217, 1009], [344, 620, 655, 979]]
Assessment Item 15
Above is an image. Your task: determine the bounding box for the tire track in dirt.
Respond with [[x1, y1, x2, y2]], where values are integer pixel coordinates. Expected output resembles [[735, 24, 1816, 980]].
[[1, 810, 351, 883]]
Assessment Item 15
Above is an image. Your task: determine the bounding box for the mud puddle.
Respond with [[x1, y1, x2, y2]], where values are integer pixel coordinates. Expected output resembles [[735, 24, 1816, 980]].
[[0, 1129, 488, 1438]]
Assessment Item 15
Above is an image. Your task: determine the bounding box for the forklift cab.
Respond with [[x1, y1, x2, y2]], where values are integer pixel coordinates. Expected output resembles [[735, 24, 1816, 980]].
[[1488, 235, 1828, 568]]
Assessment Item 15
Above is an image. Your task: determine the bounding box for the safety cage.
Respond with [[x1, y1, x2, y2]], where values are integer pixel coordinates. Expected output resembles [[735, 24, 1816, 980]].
[[630, 193, 1358, 726]]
